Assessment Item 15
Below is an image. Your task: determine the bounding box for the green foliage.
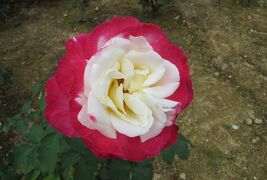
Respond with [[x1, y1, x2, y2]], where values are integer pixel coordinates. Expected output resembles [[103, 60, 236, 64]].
[[98, 159, 153, 180], [67, 0, 90, 10], [161, 134, 190, 164], [0, 2, 10, 17], [138, 0, 174, 12], [0, 69, 11, 87], [1, 82, 190, 180]]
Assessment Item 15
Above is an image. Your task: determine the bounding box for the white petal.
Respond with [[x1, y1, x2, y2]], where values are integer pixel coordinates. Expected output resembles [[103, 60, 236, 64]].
[[146, 94, 179, 109], [129, 36, 152, 51], [154, 61, 180, 85], [89, 47, 125, 89], [124, 50, 163, 70], [106, 37, 137, 52], [110, 113, 151, 137], [84, 56, 98, 97], [143, 82, 180, 98], [96, 47, 125, 70], [77, 93, 116, 139], [140, 119, 165, 142], [110, 94, 153, 137], [109, 81, 125, 113], [140, 94, 167, 142], [92, 68, 125, 101], [143, 64, 165, 86], [121, 59, 135, 86]]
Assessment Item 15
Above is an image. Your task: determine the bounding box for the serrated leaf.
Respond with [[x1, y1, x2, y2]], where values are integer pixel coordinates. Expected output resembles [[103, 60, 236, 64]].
[[43, 174, 60, 180], [26, 124, 48, 143], [107, 160, 131, 180], [10, 144, 39, 174], [26, 170, 40, 180], [2, 114, 21, 135], [21, 100, 31, 114], [37, 91, 46, 111], [98, 166, 109, 180], [83, 149, 100, 165], [176, 134, 190, 160], [61, 152, 79, 171], [161, 133, 190, 164], [0, 164, 18, 180], [31, 83, 42, 97], [16, 120, 28, 135], [38, 133, 60, 174], [73, 158, 95, 180], [65, 138, 85, 153], [132, 159, 153, 180], [161, 145, 175, 164]]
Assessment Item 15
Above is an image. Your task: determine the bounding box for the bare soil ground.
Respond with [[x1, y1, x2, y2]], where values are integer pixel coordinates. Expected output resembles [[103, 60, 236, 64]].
[[0, 0, 266, 179]]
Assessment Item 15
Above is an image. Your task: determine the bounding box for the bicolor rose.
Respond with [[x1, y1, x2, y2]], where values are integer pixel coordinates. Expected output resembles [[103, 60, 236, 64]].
[[45, 17, 193, 162]]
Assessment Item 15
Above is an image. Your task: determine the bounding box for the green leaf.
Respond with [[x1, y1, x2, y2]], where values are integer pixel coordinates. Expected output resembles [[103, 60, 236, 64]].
[[38, 133, 60, 174], [31, 83, 42, 97], [176, 134, 190, 160], [83, 149, 101, 165], [73, 158, 95, 180], [2, 114, 21, 135], [37, 91, 46, 111], [43, 174, 60, 180], [26, 124, 49, 143], [15, 120, 28, 135], [161, 133, 190, 164], [0, 75, 4, 86], [0, 164, 18, 180], [26, 170, 40, 180], [61, 152, 79, 172], [65, 138, 85, 154], [132, 159, 153, 180], [10, 144, 39, 174], [21, 100, 31, 114], [106, 160, 131, 180]]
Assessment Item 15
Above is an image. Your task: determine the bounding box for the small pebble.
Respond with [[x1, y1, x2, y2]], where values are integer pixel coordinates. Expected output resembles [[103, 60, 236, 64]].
[[252, 137, 259, 144], [254, 118, 262, 124], [174, 15, 180, 20], [214, 72, 219, 76], [95, 6, 99, 11], [248, 111, 255, 119], [245, 118, 253, 125], [232, 124, 239, 130], [180, 173, 186, 180]]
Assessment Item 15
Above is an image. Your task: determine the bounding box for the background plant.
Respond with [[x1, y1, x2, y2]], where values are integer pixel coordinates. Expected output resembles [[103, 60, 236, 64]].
[[0, 83, 190, 180], [138, 0, 174, 12]]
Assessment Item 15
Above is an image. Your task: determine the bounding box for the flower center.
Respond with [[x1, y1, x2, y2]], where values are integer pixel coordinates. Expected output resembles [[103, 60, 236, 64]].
[[107, 61, 150, 117]]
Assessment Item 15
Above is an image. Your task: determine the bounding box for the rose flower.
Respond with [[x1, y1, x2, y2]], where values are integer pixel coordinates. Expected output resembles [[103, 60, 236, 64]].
[[45, 17, 193, 162]]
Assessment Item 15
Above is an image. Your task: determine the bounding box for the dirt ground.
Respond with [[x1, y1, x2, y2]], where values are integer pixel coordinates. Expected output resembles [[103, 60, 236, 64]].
[[0, 0, 266, 179]]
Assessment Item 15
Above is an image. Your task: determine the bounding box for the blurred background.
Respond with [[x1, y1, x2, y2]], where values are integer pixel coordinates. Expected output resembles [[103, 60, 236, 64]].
[[0, 0, 266, 179]]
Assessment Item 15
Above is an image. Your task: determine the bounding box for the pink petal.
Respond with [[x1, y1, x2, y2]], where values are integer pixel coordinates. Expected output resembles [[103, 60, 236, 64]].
[[45, 77, 79, 137]]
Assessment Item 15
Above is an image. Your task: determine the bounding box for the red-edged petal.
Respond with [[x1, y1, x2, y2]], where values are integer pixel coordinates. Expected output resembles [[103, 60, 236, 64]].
[[123, 23, 169, 46], [88, 17, 141, 50], [69, 97, 178, 162], [45, 77, 79, 137], [153, 42, 193, 110], [82, 125, 178, 162], [65, 33, 91, 61]]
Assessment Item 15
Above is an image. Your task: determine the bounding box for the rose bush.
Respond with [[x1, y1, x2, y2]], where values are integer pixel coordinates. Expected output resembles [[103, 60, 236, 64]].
[[45, 16, 193, 162]]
